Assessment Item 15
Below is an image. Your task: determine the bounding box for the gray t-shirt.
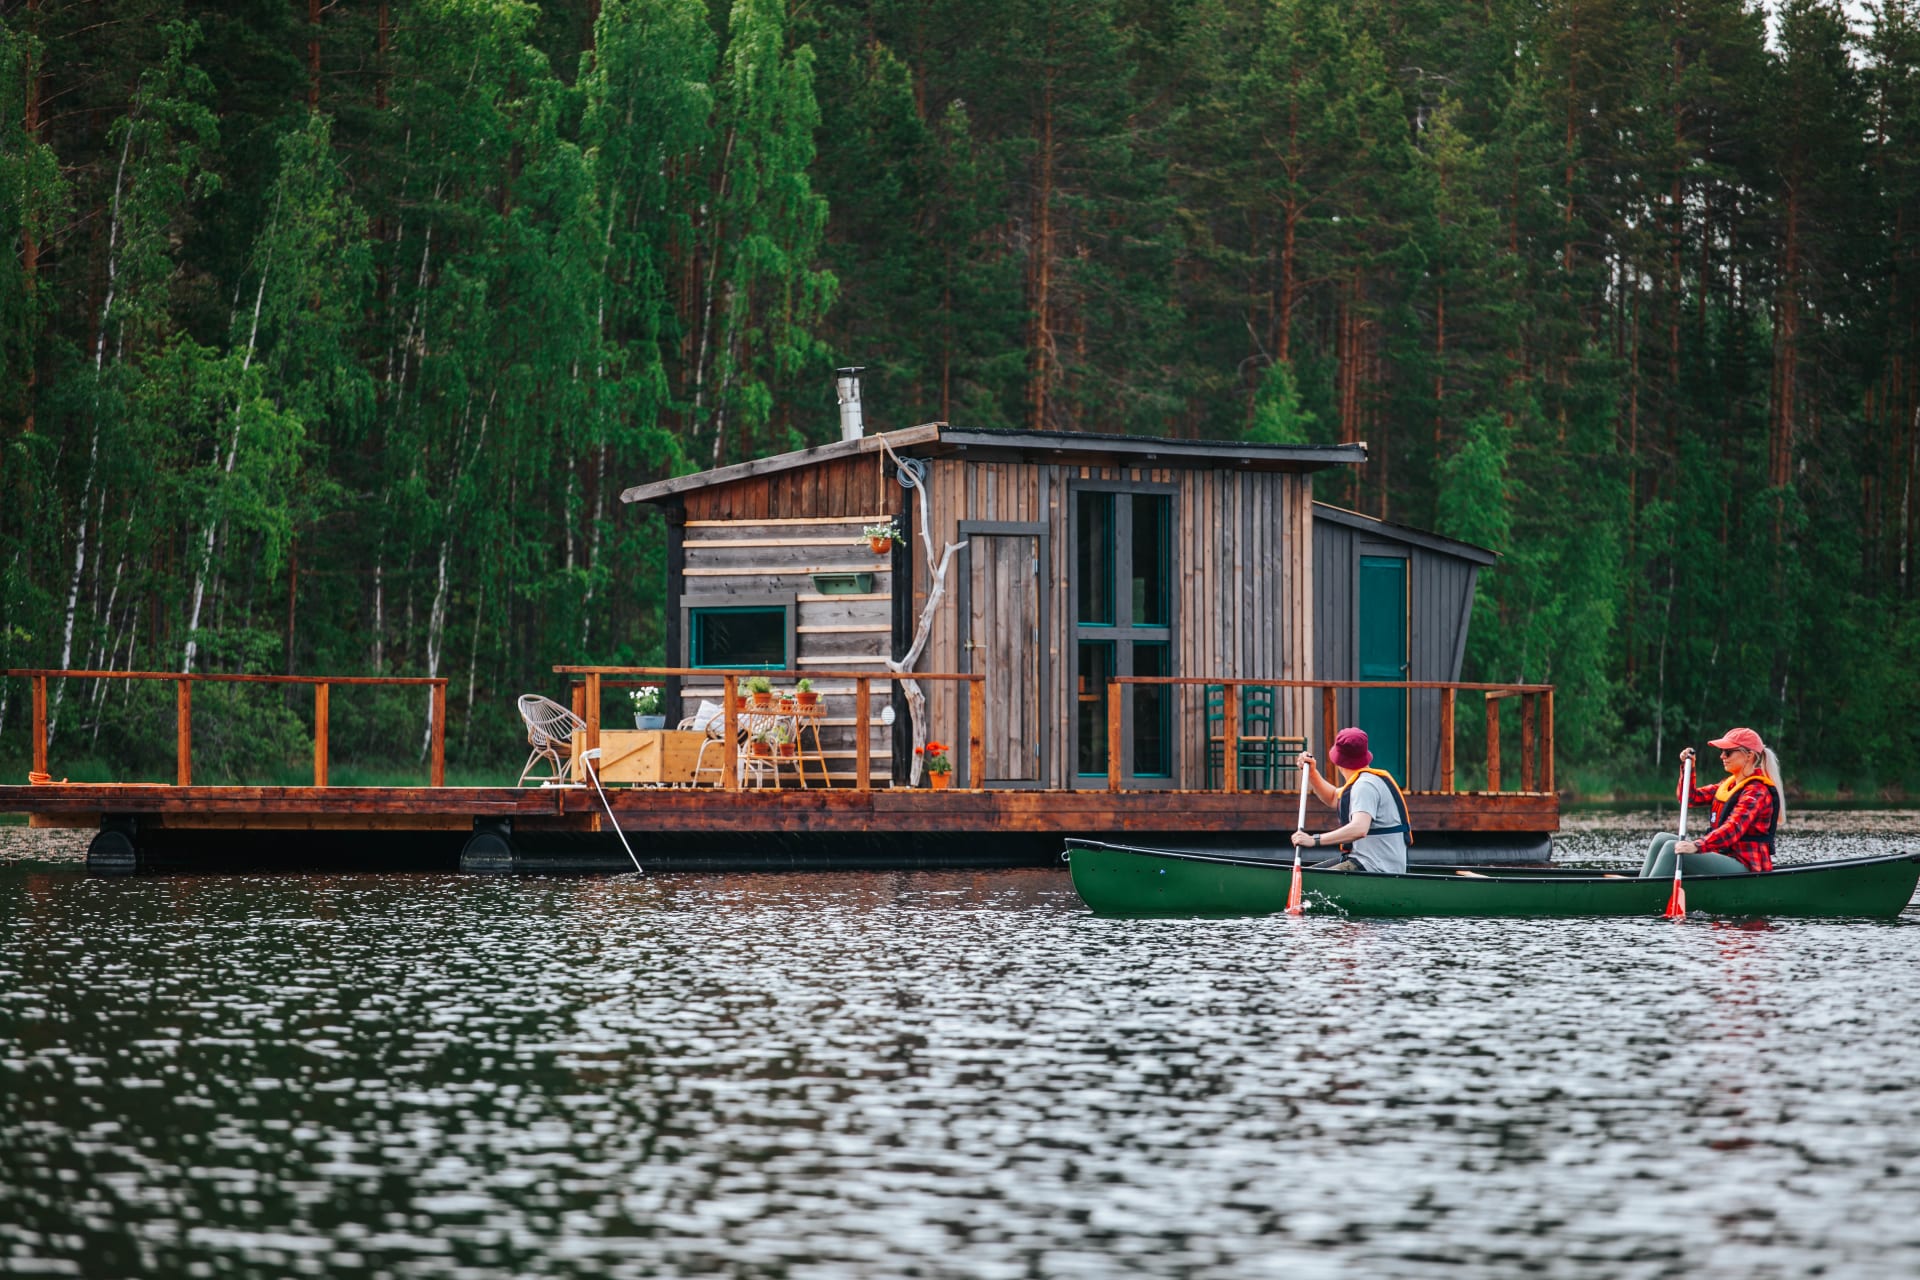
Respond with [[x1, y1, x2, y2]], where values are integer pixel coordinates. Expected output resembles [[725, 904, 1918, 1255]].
[[1344, 772, 1408, 875]]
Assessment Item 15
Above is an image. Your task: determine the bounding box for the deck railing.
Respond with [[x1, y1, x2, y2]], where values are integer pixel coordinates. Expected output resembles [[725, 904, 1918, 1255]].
[[9, 669, 448, 787], [1103, 677, 1554, 795], [553, 665, 986, 791]]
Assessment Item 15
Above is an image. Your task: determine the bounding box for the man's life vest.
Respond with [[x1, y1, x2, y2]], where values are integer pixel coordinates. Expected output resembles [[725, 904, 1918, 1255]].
[[1707, 772, 1780, 851], [1337, 766, 1414, 843]]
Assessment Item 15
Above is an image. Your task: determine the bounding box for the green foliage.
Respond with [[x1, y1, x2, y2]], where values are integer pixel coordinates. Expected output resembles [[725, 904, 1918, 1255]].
[[6, 0, 1920, 787], [1247, 361, 1317, 445]]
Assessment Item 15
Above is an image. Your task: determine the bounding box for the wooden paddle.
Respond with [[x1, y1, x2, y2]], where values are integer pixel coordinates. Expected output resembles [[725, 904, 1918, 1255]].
[[1287, 760, 1308, 914], [1664, 755, 1692, 919]]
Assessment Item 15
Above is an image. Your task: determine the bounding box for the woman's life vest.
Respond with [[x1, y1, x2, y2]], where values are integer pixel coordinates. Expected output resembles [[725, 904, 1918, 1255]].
[[1337, 767, 1414, 843], [1708, 772, 1780, 851]]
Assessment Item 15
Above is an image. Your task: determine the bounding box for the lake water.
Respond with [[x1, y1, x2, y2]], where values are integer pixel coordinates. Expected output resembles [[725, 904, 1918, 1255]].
[[3, 813, 1919, 1278]]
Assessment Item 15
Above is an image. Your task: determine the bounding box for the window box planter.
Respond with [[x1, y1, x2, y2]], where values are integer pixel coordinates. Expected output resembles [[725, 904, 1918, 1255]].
[[810, 571, 875, 595]]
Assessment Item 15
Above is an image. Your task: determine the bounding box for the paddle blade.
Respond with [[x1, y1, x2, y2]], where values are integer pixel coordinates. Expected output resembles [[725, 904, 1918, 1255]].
[[1663, 875, 1687, 919], [1286, 859, 1304, 915]]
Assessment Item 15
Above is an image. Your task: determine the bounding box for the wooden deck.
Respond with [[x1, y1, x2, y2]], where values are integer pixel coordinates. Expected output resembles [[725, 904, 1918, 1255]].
[[4, 664, 1559, 872], [3, 782, 1557, 874], [3, 782, 1556, 836]]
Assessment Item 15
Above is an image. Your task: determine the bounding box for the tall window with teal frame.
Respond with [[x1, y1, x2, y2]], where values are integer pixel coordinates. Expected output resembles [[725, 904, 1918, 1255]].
[[1072, 486, 1174, 782]]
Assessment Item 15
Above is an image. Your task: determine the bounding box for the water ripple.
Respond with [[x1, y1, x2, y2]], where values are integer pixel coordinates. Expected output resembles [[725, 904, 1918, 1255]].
[[2, 825, 1918, 1277]]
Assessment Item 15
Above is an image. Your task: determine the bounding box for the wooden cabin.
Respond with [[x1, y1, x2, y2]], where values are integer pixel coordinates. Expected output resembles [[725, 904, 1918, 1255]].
[[620, 423, 1496, 793], [0, 423, 1542, 876]]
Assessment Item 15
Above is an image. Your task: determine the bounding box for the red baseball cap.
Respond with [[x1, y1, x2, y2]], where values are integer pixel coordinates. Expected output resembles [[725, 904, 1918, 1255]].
[[1329, 727, 1373, 770], [1708, 727, 1766, 753]]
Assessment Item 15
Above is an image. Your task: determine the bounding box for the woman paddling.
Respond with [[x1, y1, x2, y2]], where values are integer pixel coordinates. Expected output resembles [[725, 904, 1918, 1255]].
[[1641, 727, 1784, 878]]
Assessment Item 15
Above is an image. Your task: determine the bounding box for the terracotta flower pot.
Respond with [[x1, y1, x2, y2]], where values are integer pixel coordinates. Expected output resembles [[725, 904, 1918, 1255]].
[[775, 698, 795, 714], [776, 743, 797, 758], [751, 742, 773, 758], [928, 771, 952, 790], [751, 691, 772, 709], [795, 691, 818, 709], [869, 536, 892, 555]]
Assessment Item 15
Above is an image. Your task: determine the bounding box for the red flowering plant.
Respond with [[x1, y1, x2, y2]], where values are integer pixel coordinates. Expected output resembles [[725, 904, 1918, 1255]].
[[916, 741, 953, 776]]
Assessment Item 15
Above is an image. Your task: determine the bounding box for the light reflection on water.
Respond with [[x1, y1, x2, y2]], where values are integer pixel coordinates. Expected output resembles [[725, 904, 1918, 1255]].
[[2, 821, 1919, 1278]]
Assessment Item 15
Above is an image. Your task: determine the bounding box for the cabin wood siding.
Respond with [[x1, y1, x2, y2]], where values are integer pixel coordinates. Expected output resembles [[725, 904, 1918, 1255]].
[[679, 452, 899, 521], [678, 514, 895, 782], [1313, 513, 1481, 790], [913, 459, 1314, 789]]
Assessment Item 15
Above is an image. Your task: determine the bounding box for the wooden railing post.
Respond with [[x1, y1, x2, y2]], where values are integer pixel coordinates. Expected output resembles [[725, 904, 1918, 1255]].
[[31, 675, 47, 776], [1321, 685, 1337, 755], [585, 671, 602, 769], [968, 677, 986, 791], [314, 682, 329, 787], [1484, 691, 1501, 793], [1106, 680, 1123, 791], [1543, 689, 1556, 795], [176, 679, 192, 787], [1520, 693, 1536, 792], [1439, 687, 1455, 793], [429, 682, 446, 788], [854, 677, 871, 790], [721, 675, 739, 791], [1222, 682, 1239, 794]]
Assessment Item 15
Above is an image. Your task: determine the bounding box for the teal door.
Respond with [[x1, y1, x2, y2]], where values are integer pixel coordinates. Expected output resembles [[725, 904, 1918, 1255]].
[[1356, 555, 1408, 781]]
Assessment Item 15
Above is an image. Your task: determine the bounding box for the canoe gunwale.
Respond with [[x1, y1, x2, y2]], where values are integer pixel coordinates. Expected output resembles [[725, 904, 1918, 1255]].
[[1064, 839, 1920, 918], [1063, 838, 1920, 885]]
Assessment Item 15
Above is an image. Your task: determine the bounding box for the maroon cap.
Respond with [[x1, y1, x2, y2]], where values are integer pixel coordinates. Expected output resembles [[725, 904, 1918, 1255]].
[[1329, 727, 1373, 771]]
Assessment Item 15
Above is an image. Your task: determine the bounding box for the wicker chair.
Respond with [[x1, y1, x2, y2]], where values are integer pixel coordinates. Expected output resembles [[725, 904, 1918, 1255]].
[[516, 694, 587, 785]]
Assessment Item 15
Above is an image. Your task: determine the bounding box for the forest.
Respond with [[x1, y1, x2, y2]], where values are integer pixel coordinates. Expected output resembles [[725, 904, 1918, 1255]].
[[3, 0, 1920, 791]]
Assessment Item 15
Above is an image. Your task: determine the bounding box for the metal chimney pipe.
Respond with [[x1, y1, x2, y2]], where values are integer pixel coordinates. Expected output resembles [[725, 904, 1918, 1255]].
[[836, 366, 865, 441]]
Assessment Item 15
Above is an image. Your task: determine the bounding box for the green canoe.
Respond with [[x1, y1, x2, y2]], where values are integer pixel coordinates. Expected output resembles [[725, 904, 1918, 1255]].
[[1065, 840, 1920, 919]]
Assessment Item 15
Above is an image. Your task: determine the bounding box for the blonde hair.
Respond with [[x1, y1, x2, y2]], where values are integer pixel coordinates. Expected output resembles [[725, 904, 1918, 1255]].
[[1760, 742, 1786, 831]]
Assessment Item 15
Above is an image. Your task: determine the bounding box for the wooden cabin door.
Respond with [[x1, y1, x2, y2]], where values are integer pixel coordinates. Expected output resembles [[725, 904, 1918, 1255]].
[[1356, 553, 1409, 781], [962, 531, 1044, 785]]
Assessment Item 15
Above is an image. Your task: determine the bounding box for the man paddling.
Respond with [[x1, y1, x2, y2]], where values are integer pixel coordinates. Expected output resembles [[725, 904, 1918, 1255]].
[[1290, 727, 1410, 874]]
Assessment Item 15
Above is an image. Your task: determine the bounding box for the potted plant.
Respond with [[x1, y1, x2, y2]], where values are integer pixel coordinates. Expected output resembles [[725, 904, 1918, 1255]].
[[747, 675, 773, 710], [919, 740, 953, 790], [775, 688, 796, 714], [861, 521, 899, 555], [749, 726, 775, 758], [793, 677, 818, 710], [769, 722, 797, 758], [629, 685, 665, 730]]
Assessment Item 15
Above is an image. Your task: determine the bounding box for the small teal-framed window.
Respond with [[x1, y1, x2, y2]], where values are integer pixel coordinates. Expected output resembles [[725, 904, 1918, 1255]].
[[687, 604, 789, 669]]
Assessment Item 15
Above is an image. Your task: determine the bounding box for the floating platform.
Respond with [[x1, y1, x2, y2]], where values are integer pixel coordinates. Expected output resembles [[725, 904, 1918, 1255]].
[[0, 783, 1558, 874]]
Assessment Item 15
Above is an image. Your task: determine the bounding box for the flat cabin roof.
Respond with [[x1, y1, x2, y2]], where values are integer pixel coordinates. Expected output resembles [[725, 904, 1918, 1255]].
[[619, 424, 1369, 506]]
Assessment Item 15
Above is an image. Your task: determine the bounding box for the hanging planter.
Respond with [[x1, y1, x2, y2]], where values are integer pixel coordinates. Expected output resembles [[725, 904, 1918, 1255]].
[[861, 522, 899, 556]]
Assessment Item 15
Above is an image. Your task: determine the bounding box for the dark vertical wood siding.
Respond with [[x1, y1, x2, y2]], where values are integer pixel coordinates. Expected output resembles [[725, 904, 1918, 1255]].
[[1315, 511, 1483, 789]]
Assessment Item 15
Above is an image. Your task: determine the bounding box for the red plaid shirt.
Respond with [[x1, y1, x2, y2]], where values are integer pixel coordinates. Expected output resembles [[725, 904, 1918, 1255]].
[[1681, 775, 1777, 873]]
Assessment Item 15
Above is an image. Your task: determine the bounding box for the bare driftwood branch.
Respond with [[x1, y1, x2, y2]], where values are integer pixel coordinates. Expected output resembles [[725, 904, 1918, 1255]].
[[879, 440, 965, 785]]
